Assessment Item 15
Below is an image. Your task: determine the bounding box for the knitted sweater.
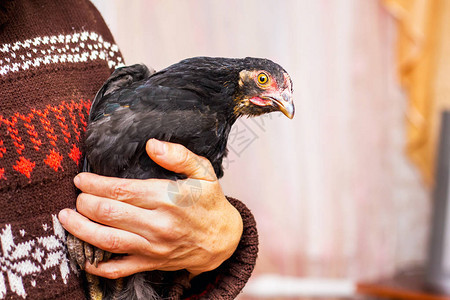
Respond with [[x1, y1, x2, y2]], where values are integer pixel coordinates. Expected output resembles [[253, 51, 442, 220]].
[[0, 1, 258, 299]]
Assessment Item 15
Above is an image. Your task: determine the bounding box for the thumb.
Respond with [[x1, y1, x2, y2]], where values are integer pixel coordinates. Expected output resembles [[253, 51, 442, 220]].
[[146, 139, 217, 181]]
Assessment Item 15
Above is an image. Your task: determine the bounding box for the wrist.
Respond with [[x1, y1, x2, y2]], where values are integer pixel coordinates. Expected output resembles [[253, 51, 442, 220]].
[[188, 198, 243, 275], [225, 202, 244, 259]]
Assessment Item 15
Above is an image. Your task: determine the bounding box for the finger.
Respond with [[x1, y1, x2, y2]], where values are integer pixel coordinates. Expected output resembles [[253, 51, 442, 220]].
[[76, 193, 165, 237], [84, 255, 161, 279], [58, 209, 149, 255], [74, 172, 169, 206], [146, 139, 217, 181]]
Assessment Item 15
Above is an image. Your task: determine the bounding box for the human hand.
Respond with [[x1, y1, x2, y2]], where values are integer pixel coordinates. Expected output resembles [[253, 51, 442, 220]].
[[58, 139, 243, 279]]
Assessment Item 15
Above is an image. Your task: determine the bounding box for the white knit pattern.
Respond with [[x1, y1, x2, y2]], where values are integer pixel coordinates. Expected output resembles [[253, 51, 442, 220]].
[[0, 31, 124, 76], [0, 215, 72, 299]]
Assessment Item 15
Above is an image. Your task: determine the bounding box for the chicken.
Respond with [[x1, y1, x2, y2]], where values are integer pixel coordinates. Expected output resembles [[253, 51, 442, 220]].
[[68, 56, 294, 299]]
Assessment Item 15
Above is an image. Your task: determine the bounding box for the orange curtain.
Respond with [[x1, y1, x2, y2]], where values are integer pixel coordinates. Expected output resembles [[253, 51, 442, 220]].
[[383, 0, 450, 185]]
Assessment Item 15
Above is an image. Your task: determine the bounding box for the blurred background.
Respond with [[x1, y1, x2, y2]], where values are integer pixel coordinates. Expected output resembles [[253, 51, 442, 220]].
[[91, 0, 450, 298]]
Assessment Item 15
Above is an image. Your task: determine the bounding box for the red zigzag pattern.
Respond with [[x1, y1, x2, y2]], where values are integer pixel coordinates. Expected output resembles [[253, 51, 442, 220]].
[[0, 99, 91, 180]]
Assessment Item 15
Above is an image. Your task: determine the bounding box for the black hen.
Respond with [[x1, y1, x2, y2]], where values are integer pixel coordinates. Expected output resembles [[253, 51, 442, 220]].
[[69, 56, 294, 300]]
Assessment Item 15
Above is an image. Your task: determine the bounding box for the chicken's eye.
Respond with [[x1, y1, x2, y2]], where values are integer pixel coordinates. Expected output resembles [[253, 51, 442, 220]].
[[257, 73, 269, 85]]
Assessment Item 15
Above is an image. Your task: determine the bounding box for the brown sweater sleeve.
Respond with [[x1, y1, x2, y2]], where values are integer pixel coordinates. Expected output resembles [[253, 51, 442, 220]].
[[0, 1, 122, 299], [182, 197, 259, 299]]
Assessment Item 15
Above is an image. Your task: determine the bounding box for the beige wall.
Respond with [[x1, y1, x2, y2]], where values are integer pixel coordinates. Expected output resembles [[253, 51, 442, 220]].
[[91, 0, 430, 282]]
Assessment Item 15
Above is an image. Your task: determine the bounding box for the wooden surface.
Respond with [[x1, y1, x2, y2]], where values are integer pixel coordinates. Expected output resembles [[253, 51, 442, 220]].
[[357, 268, 450, 300]]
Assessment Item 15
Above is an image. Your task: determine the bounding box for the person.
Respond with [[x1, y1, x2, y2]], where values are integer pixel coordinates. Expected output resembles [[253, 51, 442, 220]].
[[0, 0, 258, 299]]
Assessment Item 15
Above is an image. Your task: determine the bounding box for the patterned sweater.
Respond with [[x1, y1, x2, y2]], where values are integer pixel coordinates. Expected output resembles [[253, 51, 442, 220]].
[[0, 1, 258, 299]]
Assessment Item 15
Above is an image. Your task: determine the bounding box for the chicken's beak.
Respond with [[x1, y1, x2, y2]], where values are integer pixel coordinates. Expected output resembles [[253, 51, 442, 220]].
[[266, 88, 295, 119]]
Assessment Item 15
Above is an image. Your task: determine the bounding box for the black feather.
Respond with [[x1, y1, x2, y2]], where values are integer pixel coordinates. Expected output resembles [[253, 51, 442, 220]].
[[83, 56, 292, 299]]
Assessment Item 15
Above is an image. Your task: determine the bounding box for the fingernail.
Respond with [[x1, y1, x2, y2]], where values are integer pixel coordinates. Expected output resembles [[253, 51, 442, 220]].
[[58, 209, 68, 225], [74, 175, 80, 187], [150, 139, 166, 156]]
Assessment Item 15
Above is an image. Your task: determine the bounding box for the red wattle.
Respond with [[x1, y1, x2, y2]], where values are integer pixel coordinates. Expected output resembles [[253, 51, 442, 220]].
[[249, 97, 271, 106]]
